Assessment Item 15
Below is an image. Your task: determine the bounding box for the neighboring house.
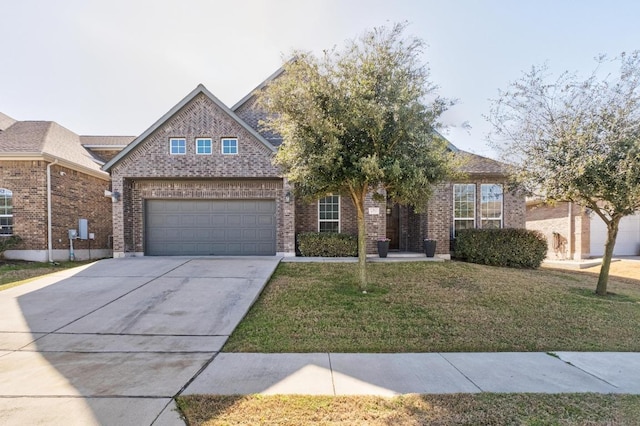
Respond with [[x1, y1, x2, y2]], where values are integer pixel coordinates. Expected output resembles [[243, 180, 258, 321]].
[[0, 112, 134, 261], [526, 201, 640, 259], [103, 73, 525, 258]]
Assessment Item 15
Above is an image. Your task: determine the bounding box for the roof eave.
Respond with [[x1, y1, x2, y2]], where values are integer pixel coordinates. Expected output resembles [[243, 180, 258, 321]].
[[231, 65, 287, 111], [0, 152, 110, 180]]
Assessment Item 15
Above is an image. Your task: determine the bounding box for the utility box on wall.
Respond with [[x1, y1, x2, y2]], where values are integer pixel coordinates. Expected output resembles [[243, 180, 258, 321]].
[[78, 219, 88, 240]]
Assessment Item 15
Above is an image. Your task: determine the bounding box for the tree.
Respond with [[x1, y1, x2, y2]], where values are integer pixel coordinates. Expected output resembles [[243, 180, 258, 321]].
[[488, 52, 640, 296], [259, 23, 455, 289]]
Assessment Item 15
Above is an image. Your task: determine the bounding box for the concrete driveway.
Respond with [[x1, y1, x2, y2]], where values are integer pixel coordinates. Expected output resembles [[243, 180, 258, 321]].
[[0, 256, 280, 426]]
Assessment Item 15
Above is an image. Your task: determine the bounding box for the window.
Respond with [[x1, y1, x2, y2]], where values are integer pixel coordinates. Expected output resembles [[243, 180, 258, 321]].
[[453, 184, 475, 236], [0, 189, 13, 236], [221, 138, 238, 155], [196, 138, 212, 155], [481, 184, 503, 229], [318, 195, 340, 233], [170, 138, 186, 155]]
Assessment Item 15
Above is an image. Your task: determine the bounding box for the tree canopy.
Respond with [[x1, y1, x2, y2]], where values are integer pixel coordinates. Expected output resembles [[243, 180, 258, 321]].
[[259, 23, 455, 287], [488, 51, 640, 295]]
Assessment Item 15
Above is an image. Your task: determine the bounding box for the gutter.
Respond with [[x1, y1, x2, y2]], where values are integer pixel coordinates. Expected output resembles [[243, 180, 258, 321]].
[[568, 202, 573, 260], [46, 159, 58, 263], [0, 153, 110, 180]]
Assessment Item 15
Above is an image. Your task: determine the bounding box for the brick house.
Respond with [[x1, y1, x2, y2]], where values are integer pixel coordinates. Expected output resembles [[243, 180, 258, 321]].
[[103, 79, 525, 258], [0, 112, 133, 261], [526, 201, 640, 259]]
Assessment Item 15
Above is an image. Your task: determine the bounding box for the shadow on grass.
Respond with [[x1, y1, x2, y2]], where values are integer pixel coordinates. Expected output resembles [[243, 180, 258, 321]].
[[569, 287, 639, 303]]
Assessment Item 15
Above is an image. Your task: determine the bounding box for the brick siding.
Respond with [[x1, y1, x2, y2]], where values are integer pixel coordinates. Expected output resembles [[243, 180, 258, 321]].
[[294, 192, 386, 254], [0, 160, 112, 255], [526, 201, 591, 259]]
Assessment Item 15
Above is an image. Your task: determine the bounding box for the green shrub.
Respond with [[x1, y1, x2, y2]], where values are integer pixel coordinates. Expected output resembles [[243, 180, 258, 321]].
[[297, 232, 358, 257], [0, 235, 23, 258], [453, 228, 547, 268]]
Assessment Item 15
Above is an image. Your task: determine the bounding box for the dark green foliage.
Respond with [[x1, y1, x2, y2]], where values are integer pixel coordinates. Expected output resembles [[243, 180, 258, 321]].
[[454, 229, 547, 268], [0, 235, 22, 258], [297, 232, 357, 257]]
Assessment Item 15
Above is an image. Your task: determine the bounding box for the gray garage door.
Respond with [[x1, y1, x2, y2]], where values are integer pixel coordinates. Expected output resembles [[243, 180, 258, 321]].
[[145, 199, 276, 256]]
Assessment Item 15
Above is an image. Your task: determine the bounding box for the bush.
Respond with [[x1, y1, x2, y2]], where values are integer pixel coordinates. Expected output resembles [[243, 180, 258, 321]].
[[0, 235, 23, 259], [297, 232, 358, 257], [453, 228, 547, 269]]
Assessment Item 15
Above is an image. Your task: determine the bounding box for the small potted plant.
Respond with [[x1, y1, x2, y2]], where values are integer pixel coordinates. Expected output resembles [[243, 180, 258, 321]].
[[377, 237, 391, 258], [423, 239, 437, 258]]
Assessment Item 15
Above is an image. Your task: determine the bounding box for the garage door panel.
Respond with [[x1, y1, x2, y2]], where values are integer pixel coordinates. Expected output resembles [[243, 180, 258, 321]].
[[257, 215, 274, 226], [180, 216, 197, 226], [227, 229, 242, 240], [243, 216, 257, 226], [242, 229, 257, 239], [195, 216, 210, 226], [227, 216, 242, 226], [145, 199, 276, 256]]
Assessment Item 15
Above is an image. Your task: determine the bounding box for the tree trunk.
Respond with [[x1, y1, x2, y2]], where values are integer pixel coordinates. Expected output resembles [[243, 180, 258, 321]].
[[352, 189, 368, 290], [596, 216, 620, 296]]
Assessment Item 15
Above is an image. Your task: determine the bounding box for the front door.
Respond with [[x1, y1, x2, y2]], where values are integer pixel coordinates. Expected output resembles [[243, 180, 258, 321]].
[[386, 202, 400, 250]]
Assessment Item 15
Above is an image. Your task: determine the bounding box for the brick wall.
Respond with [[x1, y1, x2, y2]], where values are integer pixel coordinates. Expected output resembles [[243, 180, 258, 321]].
[[0, 160, 112, 258], [426, 182, 453, 254], [294, 192, 385, 254], [109, 92, 294, 256], [0, 160, 47, 249], [50, 164, 113, 251], [423, 178, 525, 255], [526, 201, 591, 259], [292, 177, 524, 256]]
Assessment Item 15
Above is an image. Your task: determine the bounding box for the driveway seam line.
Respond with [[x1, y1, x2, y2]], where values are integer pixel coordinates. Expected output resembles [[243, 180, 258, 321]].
[[172, 351, 222, 398], [437, 353, 484, 392], [548, 353, 619, 389], [327, 353, 337, 395]]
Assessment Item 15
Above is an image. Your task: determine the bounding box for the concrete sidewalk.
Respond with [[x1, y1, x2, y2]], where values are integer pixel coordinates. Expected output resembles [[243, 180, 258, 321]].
[[183, 351, 640, 396]]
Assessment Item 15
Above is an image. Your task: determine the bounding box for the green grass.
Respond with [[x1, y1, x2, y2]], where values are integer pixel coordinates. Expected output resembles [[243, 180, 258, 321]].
[[224, 262, 640, 352], [0, 260, 96, 291], [177, 393, 640, 425]]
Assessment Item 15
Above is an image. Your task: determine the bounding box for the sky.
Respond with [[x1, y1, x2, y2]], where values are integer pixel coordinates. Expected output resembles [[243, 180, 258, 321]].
[[2, 0, 639, 158]]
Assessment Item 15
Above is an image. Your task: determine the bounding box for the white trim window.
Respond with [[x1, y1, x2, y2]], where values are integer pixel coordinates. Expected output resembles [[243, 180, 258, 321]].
[[453, 184, 476, 236], [481, 184, 503, 229], [0, 188, 13, 236], [196, 138, 212, 155], [221, 138, 238, 155], [318, 194, 340, 233], [169, 138, 186, 155]]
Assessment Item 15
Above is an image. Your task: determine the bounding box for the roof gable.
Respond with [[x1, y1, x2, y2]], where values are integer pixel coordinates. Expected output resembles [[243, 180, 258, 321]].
[[103, 84, 275, 171], [0, 112, 16, 131], [457, 150, 508, 175]]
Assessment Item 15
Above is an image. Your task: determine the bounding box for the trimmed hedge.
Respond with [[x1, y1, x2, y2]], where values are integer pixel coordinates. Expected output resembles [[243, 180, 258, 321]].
[[297, 232, 358, 257], [453, 228, 547, 269]]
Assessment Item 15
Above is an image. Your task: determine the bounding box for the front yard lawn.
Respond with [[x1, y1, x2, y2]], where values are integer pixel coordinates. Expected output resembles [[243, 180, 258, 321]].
[[224, 262, 640, 353], [0, 260, 95, 291], [177, 393, 640, 426]]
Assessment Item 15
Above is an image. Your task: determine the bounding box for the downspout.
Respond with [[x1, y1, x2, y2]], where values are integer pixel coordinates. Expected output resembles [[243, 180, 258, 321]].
[[47, 159, 58, 263], [567, 202, 573, 260]]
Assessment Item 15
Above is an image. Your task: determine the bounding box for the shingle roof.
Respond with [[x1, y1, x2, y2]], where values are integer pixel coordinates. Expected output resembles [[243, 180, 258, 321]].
[[80, 135, 136, 147], [0, 121, 105, 173], [232, 65, 287, 147], [457, 150, 508, 175], [0, 112, 16, 131]]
